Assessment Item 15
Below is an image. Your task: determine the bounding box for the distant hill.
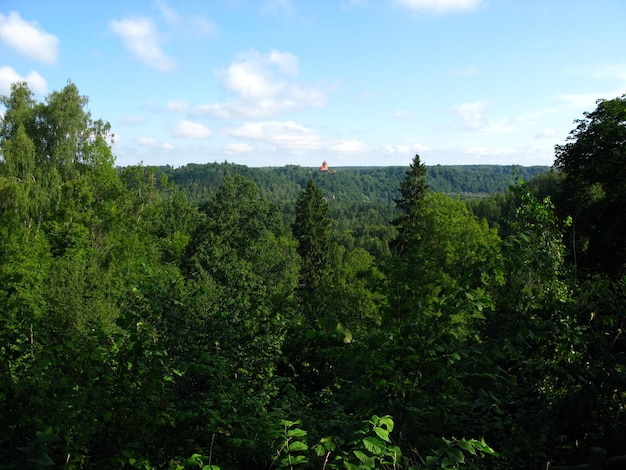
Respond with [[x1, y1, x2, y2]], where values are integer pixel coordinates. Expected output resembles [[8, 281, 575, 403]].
[[155, 162, 553, 205]]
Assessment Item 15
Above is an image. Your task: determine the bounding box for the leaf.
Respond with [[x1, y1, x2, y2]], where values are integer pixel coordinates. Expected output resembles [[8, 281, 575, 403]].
[[353, 450, 375, 467], [321, 436, 336, 447], [456, 439, 477, 455], [286, 428, 307, 438], [288, 440, 309, 452], [376, 415, 395, 432], [444, 446, 465, 464], [314, 444, 327, 457], [289, 454, 308, 465], [472, 438, 499, 456], [372, 426, 390, 442], [362, 436, 385, 455]]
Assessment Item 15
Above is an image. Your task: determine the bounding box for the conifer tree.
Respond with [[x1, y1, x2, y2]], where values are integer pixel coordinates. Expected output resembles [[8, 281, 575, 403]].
[[391, 153, 428, 255], [292, 178, 331, 317]]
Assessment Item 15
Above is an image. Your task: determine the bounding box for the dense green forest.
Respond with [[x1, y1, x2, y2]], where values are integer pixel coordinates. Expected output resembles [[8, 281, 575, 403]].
[[155, 161, 551, 205], [1, 82, 625, 469]]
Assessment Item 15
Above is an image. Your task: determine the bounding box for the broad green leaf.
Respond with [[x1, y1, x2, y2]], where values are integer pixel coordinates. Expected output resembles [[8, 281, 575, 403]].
[[372, 426, 390, 442], [288, 440, 309, 452], [376, 415, 394, 432], [287, 428, 307, 438], [353, 450, 375, 467], [456, 439, 477, 455], [289, 455, 308, 465], [362, 436, 385, 455]]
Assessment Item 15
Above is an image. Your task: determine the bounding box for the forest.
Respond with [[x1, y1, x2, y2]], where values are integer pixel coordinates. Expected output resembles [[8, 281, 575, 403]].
[[153, 161, 551, 205], [1, 82, 625, 470]]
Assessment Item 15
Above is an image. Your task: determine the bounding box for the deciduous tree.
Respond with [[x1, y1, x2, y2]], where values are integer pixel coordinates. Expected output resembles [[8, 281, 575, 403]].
[[555, 94, 626, 276]]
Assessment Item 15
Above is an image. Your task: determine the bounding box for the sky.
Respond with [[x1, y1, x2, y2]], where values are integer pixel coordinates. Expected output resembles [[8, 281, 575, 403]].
[[1, 0, 626, 168]]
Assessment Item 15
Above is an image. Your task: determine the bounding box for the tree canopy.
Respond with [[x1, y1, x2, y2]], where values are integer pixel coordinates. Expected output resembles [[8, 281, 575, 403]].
[[555, 93, 626, 277], [1, 82, 626, 470]]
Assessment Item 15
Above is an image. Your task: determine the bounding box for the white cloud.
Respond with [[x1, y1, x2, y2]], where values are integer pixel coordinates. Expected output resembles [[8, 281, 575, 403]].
[[166, 99, 189, 113], [330, 140, 370, 154], [268, 50, 299, 76], [166, 52, 325, 120], [554, 91, 625, 111], [0, 12, 59, 65], [535, 127, 557, 139], [223, 143, 255, 154], [453, 101, 488, 129], [226, 120, 322, 151], [568, 64, 626, 82], [383, 143, 431, 154], [110, 17, 177, 71], [225, 59, 283, 100], [394, 0, 482, 13], [172, 120, 212, 139], [0, 66, 48, 95], [466, 146, 517, 157], [201, 50, 326, 119], [122, 115, 145, 125], [136, 137, 174, 150], [484, 119, 516, 134]]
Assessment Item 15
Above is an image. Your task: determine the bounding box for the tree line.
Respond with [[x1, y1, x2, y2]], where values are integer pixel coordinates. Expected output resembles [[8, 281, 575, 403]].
[[1, 82, 625, 469], [155, 162, 550, 206]]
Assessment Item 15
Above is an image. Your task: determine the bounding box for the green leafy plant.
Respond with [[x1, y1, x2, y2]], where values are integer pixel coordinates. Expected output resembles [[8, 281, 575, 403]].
[[273, 420, 309, 469], [347, 415, 402, 469], [415, 437, 498, 469], [313, 415, 402, 470]]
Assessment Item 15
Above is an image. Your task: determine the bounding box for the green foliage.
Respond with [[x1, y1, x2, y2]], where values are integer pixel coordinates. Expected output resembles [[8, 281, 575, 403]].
[[292, 178, 332, 318], [342, 415, 402, 469], [379, 155, 504, 454], [157, 161, 550, 207], [4, 81, 626, 470], [391, 153, 428, 255], [555, 93, 626, 276], [273, 420, 310, 468], [416, 437, 498, 469]]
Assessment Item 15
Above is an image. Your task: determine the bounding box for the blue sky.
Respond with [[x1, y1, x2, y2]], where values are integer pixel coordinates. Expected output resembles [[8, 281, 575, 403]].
[[1, 0, 626, 168]]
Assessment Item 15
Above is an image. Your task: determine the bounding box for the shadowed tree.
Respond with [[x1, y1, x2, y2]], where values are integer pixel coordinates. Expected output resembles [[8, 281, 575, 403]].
[[555, 93, 626, 277]]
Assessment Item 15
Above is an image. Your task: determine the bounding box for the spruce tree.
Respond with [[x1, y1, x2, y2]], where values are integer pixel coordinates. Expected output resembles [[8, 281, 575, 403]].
[[292, 178, 331, 318], [391, 153, 428, 255]]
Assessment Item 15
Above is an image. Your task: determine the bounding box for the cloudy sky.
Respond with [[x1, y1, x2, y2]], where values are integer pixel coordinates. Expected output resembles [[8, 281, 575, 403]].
[[1, 0, 625, 168]]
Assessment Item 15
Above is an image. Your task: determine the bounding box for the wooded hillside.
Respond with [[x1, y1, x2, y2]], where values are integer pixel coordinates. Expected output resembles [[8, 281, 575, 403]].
[[155, 162, 551, 205]]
